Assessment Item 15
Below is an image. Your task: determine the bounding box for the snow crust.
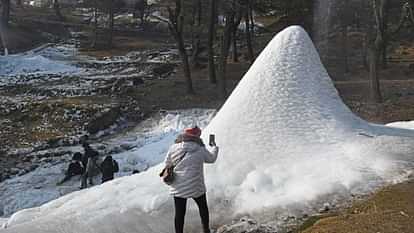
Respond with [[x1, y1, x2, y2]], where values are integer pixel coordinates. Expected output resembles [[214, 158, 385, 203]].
[[3, 26, 414, 233]]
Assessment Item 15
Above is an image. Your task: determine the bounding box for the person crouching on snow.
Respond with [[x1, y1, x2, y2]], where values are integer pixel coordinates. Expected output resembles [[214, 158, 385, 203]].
[[101, 155, 119, 183], [163, 126, 219, 233], [57, 152, 84, 185]]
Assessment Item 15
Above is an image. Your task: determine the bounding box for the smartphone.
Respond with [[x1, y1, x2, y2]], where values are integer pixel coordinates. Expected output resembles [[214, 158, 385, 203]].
[[209, 134, 216, 146]]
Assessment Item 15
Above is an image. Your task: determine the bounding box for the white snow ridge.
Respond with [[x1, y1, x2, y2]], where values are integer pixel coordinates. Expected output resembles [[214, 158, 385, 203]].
[[3, 26, 414, 233]]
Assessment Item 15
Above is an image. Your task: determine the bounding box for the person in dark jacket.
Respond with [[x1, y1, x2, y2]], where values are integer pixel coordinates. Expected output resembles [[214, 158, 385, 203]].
[[100, 155, 119, 183], [80, 141, 100, 189], [57, 152, 84, 185]]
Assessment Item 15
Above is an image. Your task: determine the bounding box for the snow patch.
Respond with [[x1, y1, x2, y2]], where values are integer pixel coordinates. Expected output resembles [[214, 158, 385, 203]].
[[387, 121, 414, 130], [0, 54, 79, 76]]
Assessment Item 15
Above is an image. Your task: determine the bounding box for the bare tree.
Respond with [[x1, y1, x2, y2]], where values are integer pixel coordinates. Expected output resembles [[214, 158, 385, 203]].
[[244, 0, 254, 63], [0, 22, 7, 55], [53, 0, 65, 21], [135, 0, 150, 29], [369, 0, 387, 103], [368, 44, 382, 103], [167, 0, 194, 94], [381, 1, 389, 68], [393, 0, 414, 34], [190, 0, 202, 67], [230, 8, 243, 63], [340, 26, 349, 73], [207, 0, 217, 84], [91, 0, 99, 48], [107, 0, 115, 48], [1, 0, 10, 27], [217, 1, 237, 98]]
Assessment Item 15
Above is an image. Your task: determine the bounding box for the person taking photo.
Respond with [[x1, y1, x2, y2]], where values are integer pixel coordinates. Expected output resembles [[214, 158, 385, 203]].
[[163, 126, 219, 233]]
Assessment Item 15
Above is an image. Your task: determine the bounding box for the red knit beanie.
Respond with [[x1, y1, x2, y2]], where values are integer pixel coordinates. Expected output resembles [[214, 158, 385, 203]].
[[184, 126, 202, 137]]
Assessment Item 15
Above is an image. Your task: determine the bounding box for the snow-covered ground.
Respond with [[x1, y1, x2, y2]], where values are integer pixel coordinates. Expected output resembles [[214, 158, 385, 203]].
[[0, 44, 81, 76], [0, 42, 178, 90], [0, 109, 215, 217], [2, 26, 414, 233]]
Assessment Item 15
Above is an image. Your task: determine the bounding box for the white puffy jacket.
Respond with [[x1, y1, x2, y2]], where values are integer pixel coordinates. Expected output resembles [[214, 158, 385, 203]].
[[164, 141, 219, 198]]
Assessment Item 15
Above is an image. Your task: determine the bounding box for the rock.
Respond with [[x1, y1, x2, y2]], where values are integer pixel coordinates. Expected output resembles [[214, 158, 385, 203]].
[[152, 64, 175, 77], [282, 216, 296, 222], [9, 168, 20, 175], [86, 107, 121, 134], [120, 143, 136, 151], [319, 202, 331, 213], [46, 137, 66, 147], [216, 217, 277, 233], [18, 169, 29, 176], [132, 77, 144, 86], [30, 164, 39, 171]]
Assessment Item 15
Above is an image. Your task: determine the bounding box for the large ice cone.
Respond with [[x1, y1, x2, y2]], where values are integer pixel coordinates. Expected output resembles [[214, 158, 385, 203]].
[[203, 25, 366, 157], [201, 26, 414, 212], [3, 26, 414, 233]]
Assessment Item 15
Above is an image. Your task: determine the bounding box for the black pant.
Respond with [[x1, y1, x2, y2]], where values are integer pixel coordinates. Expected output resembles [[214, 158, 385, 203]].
[[174, 194, 210, 233]]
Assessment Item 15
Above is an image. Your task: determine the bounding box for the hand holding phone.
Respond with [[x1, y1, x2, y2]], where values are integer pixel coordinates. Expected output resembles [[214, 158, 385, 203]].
[[209, 134, 216, 146]]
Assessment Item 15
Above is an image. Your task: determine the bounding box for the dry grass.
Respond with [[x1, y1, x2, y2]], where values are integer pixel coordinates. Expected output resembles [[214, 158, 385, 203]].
[[300, 181, 414, 233]]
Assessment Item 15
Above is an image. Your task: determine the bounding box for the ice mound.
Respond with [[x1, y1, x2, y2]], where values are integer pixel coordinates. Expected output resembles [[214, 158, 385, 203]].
[[200, 25, 414, 212], [0, 54, 78, 76], [3, 26, 414, 233]]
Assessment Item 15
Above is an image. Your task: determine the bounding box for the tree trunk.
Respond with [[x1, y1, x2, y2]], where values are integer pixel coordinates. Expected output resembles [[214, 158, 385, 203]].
[[138, 0, 148, 29], [231, 11, 242, 63], [191, 0, 202, 67], [108, 0, 114, 48], [368, 0, 387, 103], [178, 38, 194, 94], [1, 0, 10, 27], [341, 26, 349, 73], [245, 1, 254, 63], [362, 33, 369, 71], [381, 1, 389, 69], [249, 0, 255, 34], [53, 0, 65, 21], [231, 29, 238, 62], [167, 0, 194, 94], [393, 2, 409, 34], [217, 11, 234, 99], [207, 0, 217, 84], [368, 46, 382, 103], [91, 0, 98, 48], [0, 21, 8, 55], [373, 0, 386, 67]]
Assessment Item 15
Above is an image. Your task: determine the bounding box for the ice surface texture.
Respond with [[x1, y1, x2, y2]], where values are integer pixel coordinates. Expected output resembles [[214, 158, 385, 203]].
[[3, 26, 414, 233]]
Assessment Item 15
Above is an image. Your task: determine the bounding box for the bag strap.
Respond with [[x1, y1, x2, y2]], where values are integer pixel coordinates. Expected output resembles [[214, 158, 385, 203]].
[[172, 152, 188, 167]]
